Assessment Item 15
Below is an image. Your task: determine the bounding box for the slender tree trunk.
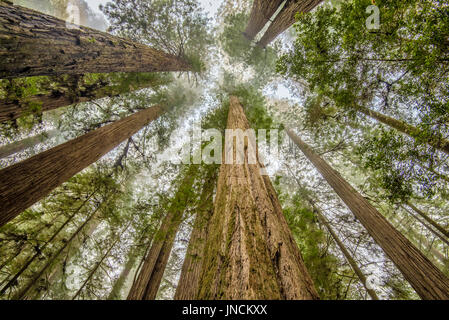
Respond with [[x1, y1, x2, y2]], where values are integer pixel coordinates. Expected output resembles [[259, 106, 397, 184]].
[[407, 208, 449, 248], [243, 0, 284, 40], [108, 252, 138, 300], [14, 204, 102, 300], [0, 129, 58, 159], [72, 222, 131, 300], [357, 105, 449, 155], [406, 202, 449, 240], [196, 97, 318, 300], [174, 166, 218, 300], [27, 214, 101, 300], [127, 165, 198, 300], [0, 105, 163, 227], [286, 128, 449, 299], [257, 0, 323, 47], [0, 2, 191, 79], [0, 188, 98, 297], [284, 164, 380, 300]]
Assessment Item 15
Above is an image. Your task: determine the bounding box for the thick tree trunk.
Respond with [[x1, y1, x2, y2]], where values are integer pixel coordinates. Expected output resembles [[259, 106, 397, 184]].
[[196, 97, 318, 300], [0, 2, 191, 79], [391, 216, 449, 270], [0, 105, 163, 227], [174, 167, 218, 300], [257, 0, 323, 47], [127, 165, 198, 300], [406, 202, 449, 241], [0, 129, 58, 159], [0, 73, 164, 123], [243, 0, 284, 40], [286, 128, 449, 300], [357, 105, 449, 155]]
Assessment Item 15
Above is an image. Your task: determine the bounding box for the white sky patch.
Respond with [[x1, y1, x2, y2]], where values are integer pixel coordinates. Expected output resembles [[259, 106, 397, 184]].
[[198, 0, 221, 19], [85, 0, 108, 16]]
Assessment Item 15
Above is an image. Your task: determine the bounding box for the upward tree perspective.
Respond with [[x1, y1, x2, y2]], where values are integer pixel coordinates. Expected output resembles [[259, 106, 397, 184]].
[[0, 2, 191, 79], [0, 0, 448, 303]]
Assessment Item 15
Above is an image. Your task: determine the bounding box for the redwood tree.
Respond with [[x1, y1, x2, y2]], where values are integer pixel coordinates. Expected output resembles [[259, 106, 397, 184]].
[[286, 128, 449, 300], [127, 165, 198, 300], [243, 0, 284, 40], [174, 166, 218, 300], [196, 96, 319, 300], [0, 2, 191, 79], [0, 105, 163, 227], [257, 0, 323, 48]]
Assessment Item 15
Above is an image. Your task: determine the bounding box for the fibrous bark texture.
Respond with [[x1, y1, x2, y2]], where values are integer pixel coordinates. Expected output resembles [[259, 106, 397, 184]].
[[174, 166, 218, 300], [127, 165, 198, 300], [243, 0, 284, 40], [196, 96, 319, 300], [0, 2, 191, 79], [258, 0, 323, 47], [0, 105, 163, 227], [286, 128, 449, 300]]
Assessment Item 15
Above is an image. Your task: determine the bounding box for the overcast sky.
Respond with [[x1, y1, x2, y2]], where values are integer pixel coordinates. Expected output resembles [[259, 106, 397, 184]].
[[85, 0, 221, 19]]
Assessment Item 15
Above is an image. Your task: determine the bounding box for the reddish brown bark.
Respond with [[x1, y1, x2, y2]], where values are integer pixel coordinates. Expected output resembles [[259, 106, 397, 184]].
[[0, 74, 162, 123], [0, 105, 163, 227], [174, 167, 218, 300], [127, 165, 198, 300], [257, 0, 323, 47], [286, 128, 449, 300], [196, 97, 318, 300], [243, 0, 284, 40], [0, 2, 191, 79]]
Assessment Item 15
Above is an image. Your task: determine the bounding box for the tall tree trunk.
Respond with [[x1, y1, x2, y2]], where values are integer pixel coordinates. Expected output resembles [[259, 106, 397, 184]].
[[72, 222, 132, 300], [315, 210, 380, 300], [357, 105, 449, 155], [196, 96, 318, 300], [285, 164, 380, 300], [127, 165, 198, 300], [26, 213, 101, 300], [0, 74, 161, 123], [0, 129, 58, 159], [286, 128, 449, 299], [108, 252, 138, 300], [257, 0, 323, 48], [405, 202, 449, 240], [174, 166, 218, 300], [0, 2, 191, 79], [0, 189, 99, 297], [391, 216, 449, 270], [243, 0, 284, 40], [0, 105, 163, 227]]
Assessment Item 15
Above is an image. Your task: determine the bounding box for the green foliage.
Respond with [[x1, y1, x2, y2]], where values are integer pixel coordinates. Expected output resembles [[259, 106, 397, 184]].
[[280, 191, 346, 299], [102, 0, 213, 72], [220, 13, 279, 88], [356, 128, 444, 202]]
